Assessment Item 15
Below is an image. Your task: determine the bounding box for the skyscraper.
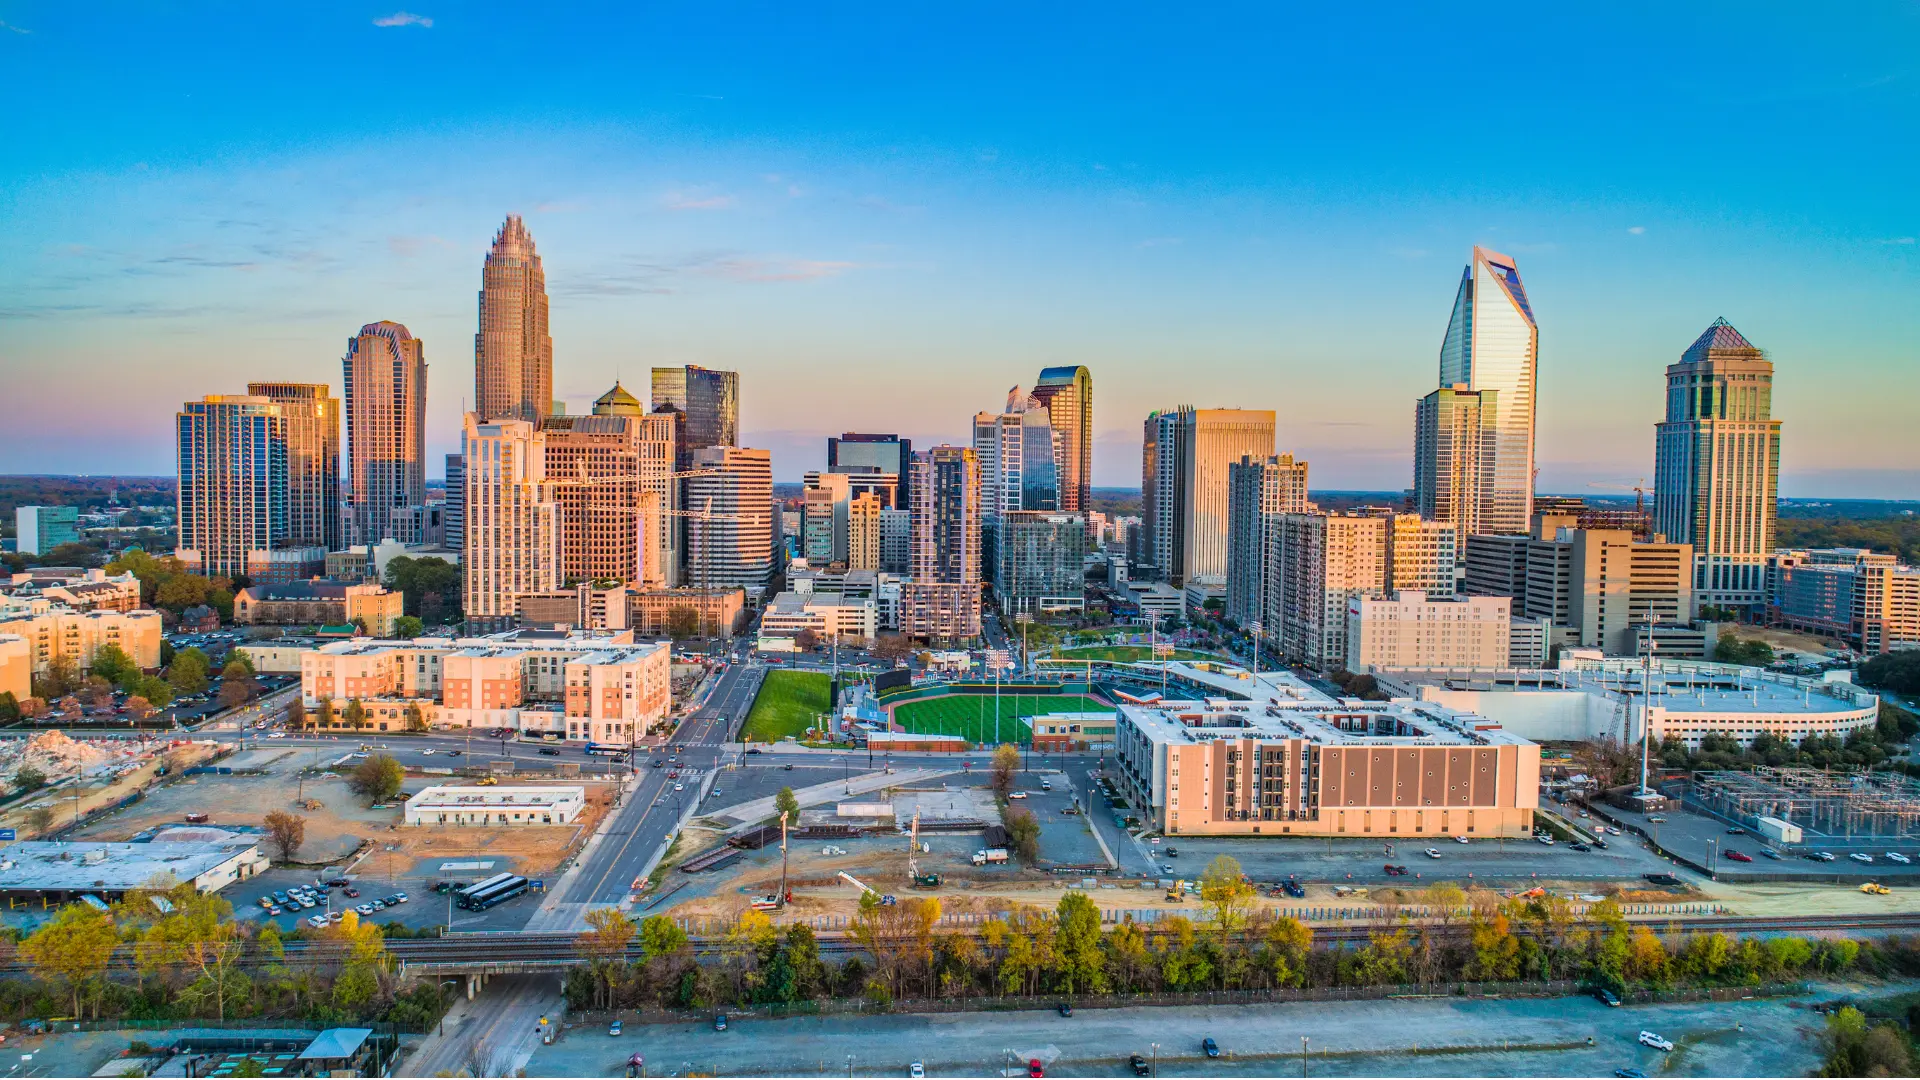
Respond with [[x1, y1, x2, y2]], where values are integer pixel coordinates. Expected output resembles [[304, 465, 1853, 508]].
[[902, 446, 981, 640], [827, 433, 912, 506], [651, 365, 739, 454], [1425, 246, 1537, 536], [973, 398, 1060, 517], [461, 413, 560, 631], [1654, 318, 1782, 611], [1413, 386, 1498, 540], [684, 446, 775, 597], [1225, 453, 1309, 628], [443, 454, 465, 553], [1143, 407, 1276, 588], [246, 381, 342, 551], [177, 395, 289, 579], [341, 321, 429, 545], [1028, 365, 1093, 514], [474, 214, 553, 425], [848, 492, 881, 572], [542, 383, 676, 587]]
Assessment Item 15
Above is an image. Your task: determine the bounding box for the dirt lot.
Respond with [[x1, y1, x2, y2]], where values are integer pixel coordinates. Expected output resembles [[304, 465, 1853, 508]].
[[1, 739, 223, 839], [380, 781, 621, 877]]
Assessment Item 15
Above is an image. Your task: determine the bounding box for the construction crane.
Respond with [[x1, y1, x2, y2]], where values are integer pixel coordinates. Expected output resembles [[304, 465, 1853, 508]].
[[1587, 477, 1650, 517]]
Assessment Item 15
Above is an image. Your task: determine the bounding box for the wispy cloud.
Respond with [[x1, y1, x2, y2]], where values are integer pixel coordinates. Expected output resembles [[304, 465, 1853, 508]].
[[554, 252, 861, 298], [0, 19, 30, 33], [703, 257, 855, 283], [662, 191, 737, 211], [1627, 226, 1646, 235], [387, 235, 452, 257], [372, 12, 433, 28], [534, 199, 586, 214], [1880, 236, 1916, 245]]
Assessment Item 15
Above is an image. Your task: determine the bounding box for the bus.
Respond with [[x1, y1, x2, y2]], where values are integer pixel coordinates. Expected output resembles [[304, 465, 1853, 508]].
[[453, 872, 516, 907], [457, 874, 531, 911], [585, 742, 629, 759]]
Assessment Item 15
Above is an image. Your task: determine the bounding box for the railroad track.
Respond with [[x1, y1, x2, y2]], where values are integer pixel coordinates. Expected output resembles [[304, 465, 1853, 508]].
[[12, 912, 1917, 975]]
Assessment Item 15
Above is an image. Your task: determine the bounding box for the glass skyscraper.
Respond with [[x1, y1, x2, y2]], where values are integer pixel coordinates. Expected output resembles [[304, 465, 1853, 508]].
[[651, 365, 739, 455], [176, 395, 289, 579], [1028, 365, 1092, 514], [1429, 246, 1538, 536]]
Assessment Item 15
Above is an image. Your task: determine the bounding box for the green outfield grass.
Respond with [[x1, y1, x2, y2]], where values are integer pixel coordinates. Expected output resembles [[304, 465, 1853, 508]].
[[891, 693, 1113, 744], [1051, 645, 1217, 663], [741, 670, 832, 743]]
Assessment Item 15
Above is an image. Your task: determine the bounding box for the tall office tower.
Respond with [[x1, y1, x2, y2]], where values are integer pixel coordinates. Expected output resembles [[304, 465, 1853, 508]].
[[541, 383, 674, 587], [684, 446, 775, 598], [879, 507, 912, 574], [474, 214, 553, 425], [247, 382, 342, 551], [828, 433, 912, 506], [461, 414, 560, 630], [176, 395, 289, 579], [801, 472, 852, 567], [1225, 454, 1310, 627], [972, 397, 1061, 516], [14, 507, 79, 556], [1654, 318, 1782, 612], [1273, 512, 1388, 671], [651, 365, 739, 454], [1143, 407, 1276, 588], [848, 492, 881, 572], [902, 446, 981, 640], [442, 454, 465, 553], [341, 322, 429, 545], [1430, 246, 1537, 536], [1028, 365, 1093, 514], [1413, 386, 1499, 541]]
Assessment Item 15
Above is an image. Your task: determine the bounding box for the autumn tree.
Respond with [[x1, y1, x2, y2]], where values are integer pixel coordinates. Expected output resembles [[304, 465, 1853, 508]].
[[349, 753, 405, 803], [284, 697, 306, 731], [22, 903, 119, 1017], [1005, 807, 1041, 863], [664, 606, 701, 640], [264, 810, 306, 862], [1198, 854, 1254, 933], [578, 908, 637, 1009], [990, 743, 1020, 798]]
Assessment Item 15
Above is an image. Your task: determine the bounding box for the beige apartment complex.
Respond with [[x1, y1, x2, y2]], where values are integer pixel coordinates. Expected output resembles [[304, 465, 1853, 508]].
[[0, 604, 164, 678], [0, 635, 29, 703], [1346, 591, 1512, 672], [462, 415, 561, 631]]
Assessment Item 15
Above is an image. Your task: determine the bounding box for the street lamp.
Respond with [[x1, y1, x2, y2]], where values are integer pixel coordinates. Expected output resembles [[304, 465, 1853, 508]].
[[1150, 1042, 1159, 1078], [1301, 1036, 1309, 1078], [437, 978, 462, 1037]]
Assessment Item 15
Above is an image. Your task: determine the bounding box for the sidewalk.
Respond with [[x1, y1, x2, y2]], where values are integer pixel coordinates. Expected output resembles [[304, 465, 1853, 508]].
[[709, 767, 958, 827]]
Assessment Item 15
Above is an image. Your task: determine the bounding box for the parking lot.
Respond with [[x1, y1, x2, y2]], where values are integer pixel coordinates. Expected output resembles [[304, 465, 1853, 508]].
[[1009, 774, 1110, 868], [225, 864, 544, 933], [1596, 800, 1920, 883]]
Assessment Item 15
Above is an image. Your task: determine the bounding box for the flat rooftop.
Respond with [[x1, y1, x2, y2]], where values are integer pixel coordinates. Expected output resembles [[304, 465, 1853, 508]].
[[0, 840, 255, 892], [405, 785, 584, 809], [1380, 658, 1878, 717]]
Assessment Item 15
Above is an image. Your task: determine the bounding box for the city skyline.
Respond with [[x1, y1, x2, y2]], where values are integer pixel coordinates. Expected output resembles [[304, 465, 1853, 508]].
[[2, 5, 1916, 495]]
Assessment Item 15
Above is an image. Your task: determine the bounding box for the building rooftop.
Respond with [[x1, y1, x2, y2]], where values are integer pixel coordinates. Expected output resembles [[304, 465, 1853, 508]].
[[1378, 657, 1878, 718], [0, 840, 256, 892], [405, 786, 585, 809]]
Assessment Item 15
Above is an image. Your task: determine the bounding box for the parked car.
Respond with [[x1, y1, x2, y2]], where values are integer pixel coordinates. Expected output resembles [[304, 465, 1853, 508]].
[[1724, 850, 1753, 863], [1887, 852, 1911, 864], [1594, 987, 1621, 1007], [355, 904, 374, 916], [1128, 1054, 1152, 1076], [714, 1014, 728, 1031], [1851, 853, 1876, 864], [1424, 848, 1442, 859], [1203, 1037, 1221, 1058], [1638, 1031, 1674, 1052], [909, 1063, 923, 1079], [307, 914, 329, 929], [1009, 792, 1028, 800], [538, 748, 561, 756], [1028, 1060, 1044, 1078], [609, 1020, 623, 1037], [1725, 827, 1745, 835]]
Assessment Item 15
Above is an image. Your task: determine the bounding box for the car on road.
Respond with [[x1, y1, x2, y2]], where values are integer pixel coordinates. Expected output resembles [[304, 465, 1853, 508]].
[[421, 749, 435, 756], [1203, 1037, 1220, 1058], [1027, 1059, 1044, 1077], [746, 747, 761, 755], [1570, 842, 1592, 852], [1725, 826, 1745, 835], [1536, 833, 1555, 845], [782, 763, 793, 770], [1811, 851, 1837, 862], [1724, 850, 1753, 862], [538, 748, 561, 756], [1162, 864, 1176, 874], [1164, 846, 1178, 857], [909, 1063, 924, 1078], [1454, 835, 1470, 843], [1888, 852, 1912, 864], [609, 1020, 622, 1037], [1647, 816, 1667, 823], [1009, 792, 1028, 800], [1058, 1002, 1072, 1017], [1424, 848, 1442, 858], [674, 783, 685, 791], [1127, 1054, 1151, 1076], [1383, 864, 1409, 876], [714, 1014, 728, 1031], [1638, 1031, 1674, 1052], [344, 887, 360, 897], [1759, 848, 1782, 860], [1851, 852, 1876, 864]]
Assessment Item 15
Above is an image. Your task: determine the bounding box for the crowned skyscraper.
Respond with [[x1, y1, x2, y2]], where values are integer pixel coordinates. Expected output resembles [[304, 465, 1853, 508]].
[[1415, 246, 1538, 538], [474, 215, 553, 426]]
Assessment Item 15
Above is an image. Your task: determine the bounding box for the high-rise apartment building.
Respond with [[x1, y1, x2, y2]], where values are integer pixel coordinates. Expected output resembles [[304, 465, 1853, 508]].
[[879, 508, 912, 574], [1654, 318, 1782, 612], [246, 382, 342, 552], [1274, 513, 1388, 671], [474, 215, 553, 426], [176, 395, 289, 579], [1028, 366, 1093, 514], [684, 446, 775, 598], [801, 472, 851, 568], [902, 445, 981, 640], [848, 493, 881, 572], [1225, 454, 1310, 627], [1143, 407, 1276, 588], [973, 400, 1061, 516], [14, 507, 79, 557], [828, 433, 912, 506], [541, 383, 678, 587], [1423, 247, 1537, 537], [461, 414, 560, 631], [651, 366, 739, 455], [1413, 386, 1499, 541], [442, 454, 465, 553], [1386, 514, 1458, 599], [992, 511, 1088, 615], [341, 322, 429, 546]]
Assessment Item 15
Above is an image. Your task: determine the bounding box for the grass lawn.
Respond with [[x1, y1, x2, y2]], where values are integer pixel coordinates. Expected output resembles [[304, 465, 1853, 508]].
[[891, 693, 1113, 745], [1051, 645, 1218, 663], [741, 670, 832, 742]]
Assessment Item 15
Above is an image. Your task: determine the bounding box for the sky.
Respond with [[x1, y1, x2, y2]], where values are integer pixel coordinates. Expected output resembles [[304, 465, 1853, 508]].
[[1, 2, 1916, 495]]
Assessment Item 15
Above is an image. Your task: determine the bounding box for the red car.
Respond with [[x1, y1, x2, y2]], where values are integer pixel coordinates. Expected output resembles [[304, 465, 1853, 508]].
[[1724, 850, 1754, 863], [1028, 1059, 1045, 1078]]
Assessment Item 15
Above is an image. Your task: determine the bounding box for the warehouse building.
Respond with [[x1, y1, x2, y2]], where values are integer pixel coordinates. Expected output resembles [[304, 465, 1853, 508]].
[[0, 839, 267, 905], [403, 785, 587, 826]]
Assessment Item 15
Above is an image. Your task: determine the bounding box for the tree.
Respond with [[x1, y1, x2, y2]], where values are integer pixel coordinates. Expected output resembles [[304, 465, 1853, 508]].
[[774, 786, 801, 822], [349, 754, 405, 803], [136, 675, 173, 708], [664, 606, 701, 640], [1199, 854, 1255, 932], [344, 698, 367, 727], [1712, 631, 1775, 668], [21, 903, 119, 1017], [638, 913, 690, 963], [404, 703, 427, 732], [385, 556, 463, 621], [285, 697, 307, 731], [990, 743, 1020, 798], [14, 765, 47, 794], [315, 697, 336, 728], [89, 642, 139, 686], [83, 676, 114, 709], [166, 648, 210, 696], [391, 615, 425, 639], [217, 678, 252, 711], [264, 810, 306, 862], [226, 649, 255, 675], [124, 695, 153, 721], [1051, 891, 1108, 998], [794, 629, 820, 652], [34, 653, 80, 700], [25, 805, 55, 837], [872, 633, 911, 664], [0, 691, 18, 723], [1005, 807, 1041, 863], [578, 908, 637, 1010]]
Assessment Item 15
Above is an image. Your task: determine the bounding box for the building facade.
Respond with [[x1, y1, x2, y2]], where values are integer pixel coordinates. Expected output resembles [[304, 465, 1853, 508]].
[[1224, 453, 1311, 629], [176, 395, 287, 579], [0, 605, 164, 678], [1028, 365, 1093, 515], [1346, 591, 1512, 672], [245, 381, 342, 553], [474, 214, 553, 426], [902, 445, 981, 640], [461, 415, 560, 631], [684, 446, 775, 598], [651, 365, 739, 455], [233, 581, 404, 636], [1430, 246, 1537, 536], [1145, 407, 1277, 588], [542, 383, 678, 588], [827, 433, 911, 507], [340, 322, 429, 546], [1769, 548, 1920, 655], [1412, 385, 1499, 541], [1464, 518, 1693, 655], [1274, 513, 1388, 671], [1654, 318, 1782, 612], [992, 511, 1089, 615], [14, 507, 79, 557]]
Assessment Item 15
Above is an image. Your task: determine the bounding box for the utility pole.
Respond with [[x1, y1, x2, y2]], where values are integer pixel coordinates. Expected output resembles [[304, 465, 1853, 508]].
[[778, 810, 790, 906]]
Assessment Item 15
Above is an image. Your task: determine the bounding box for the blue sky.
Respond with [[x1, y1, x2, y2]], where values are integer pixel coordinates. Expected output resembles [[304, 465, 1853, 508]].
[[1, 2, 1915, 493]]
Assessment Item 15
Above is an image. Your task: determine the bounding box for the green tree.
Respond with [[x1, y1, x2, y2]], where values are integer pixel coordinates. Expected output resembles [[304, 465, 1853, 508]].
[[639, 913, 690, 963], [0, 692, 19, 723], [385, 556, 463, 621], [349, 754, 405, 803], [391, 615, 425, 639], [1005, 807, 1041, 862], [774, 786, 801, 821], [1712, 631, 1775, 668], [226, 649, 255, 674], [577, 908, 637, 1009], [21, 903, 119, 1017], [315, 697, 336, 728], [664, 606, 701, 640], [136, 675, 173, 708], [14, 765, 47, 793], [166, 648, 211, 696], [344, 698, 367, 727], [1050, 890, 1108, 998], [1198, 854, 1255, 932], [88, 642, 139, 686]]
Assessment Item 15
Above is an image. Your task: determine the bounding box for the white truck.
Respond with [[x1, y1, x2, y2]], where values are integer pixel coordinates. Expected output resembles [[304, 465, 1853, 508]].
[[972, 848, 1010, 865]]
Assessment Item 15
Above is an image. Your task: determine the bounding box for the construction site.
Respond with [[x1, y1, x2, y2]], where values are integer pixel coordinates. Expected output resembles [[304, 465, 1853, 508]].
[[1690, 767, 1920, 842]]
